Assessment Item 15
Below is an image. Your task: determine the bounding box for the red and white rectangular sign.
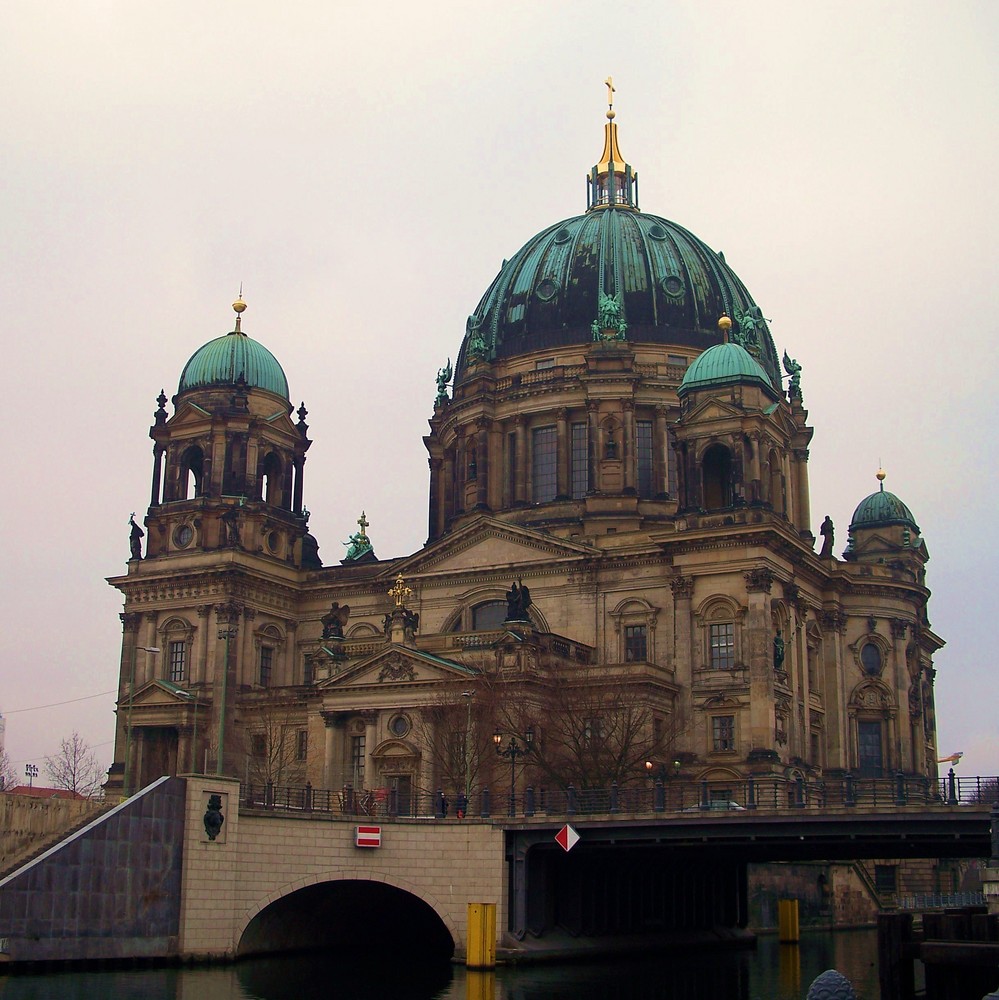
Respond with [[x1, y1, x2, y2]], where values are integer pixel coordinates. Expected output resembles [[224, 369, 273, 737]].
[[355, 825, 382, 848]]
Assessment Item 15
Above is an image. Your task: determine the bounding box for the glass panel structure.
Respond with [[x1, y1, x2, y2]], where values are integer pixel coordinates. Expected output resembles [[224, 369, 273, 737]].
[[571, 422, 588, 498], [532, 425, 557, 502], [168, 640, 186, 683], [709, 623, 735, 669], [637, 420, 653, 498]]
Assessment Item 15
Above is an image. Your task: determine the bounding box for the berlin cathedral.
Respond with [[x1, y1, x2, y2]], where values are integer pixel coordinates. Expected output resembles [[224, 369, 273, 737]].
[[107, 96, 942, 810]]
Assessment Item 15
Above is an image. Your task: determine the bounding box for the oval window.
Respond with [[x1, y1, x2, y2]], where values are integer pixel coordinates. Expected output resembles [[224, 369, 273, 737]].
[[662, 274, 684, 298], [861, 643, 883, 675], [389, 715, 410, 737]]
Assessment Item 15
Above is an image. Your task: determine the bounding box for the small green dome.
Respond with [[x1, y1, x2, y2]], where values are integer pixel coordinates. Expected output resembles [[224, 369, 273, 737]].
[[849, 483, 919, 532], [178, 330, 289, 400], [678, 342, 776, 397]]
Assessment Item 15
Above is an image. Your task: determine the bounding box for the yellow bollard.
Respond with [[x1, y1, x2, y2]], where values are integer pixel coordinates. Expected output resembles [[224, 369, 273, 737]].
[[778, 897, 800, 943], [466, 901, 497, 970]]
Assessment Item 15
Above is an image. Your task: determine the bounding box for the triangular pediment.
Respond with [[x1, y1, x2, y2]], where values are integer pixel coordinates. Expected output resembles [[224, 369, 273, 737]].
[[385, 515, 597, 578], [681, 397, 747, 423], [127, 679, 197, 709], [317, 645, 477, 691]]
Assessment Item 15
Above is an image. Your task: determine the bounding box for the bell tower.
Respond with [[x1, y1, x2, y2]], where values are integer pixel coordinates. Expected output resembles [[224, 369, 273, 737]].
[[140, 297, 313, 566]]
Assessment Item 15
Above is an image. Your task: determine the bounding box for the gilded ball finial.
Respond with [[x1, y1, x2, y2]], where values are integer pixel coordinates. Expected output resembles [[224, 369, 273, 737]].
[[606, 109, 616, 120], [876, 468, 886, 482], [718, 314, 732, 331], [233, 297, 247, 315]]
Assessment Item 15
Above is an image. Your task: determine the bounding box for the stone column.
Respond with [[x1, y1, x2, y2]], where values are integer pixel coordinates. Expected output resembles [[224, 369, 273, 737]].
[[476, 417, 490, 509], [654, 406, 668, 497], [321, 711, 342, 790], [150, 444, 164, 506], [890, 618, 910, 771], [744, 569, 777, 755], [427, 456, 442, 541], [144, 613, 159, 684], [670, 575, 696, 737], [587, 402, 599, 493], [292, 455, 305, 513], [514, 416, 527, 505], [240, 607, 257, 687], [555, 407, 569, 500], [794, 448, 811, 534], [362, 711, 378, 792], [213, 601, 242, 776], [195, 604, 213, 687], [622, 401, 635, 493]]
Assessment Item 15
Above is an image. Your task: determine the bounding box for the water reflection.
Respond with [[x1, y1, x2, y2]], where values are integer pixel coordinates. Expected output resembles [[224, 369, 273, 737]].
[[0, 930, 881, 1000]]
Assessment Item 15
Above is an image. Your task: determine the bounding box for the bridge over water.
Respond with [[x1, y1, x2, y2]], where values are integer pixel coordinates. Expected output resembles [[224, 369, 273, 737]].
[[0, 773, 993, 965]]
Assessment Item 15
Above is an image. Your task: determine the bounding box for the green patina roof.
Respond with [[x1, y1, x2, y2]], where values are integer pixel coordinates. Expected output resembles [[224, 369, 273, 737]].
[[178, 330, 289, 400], [457, 209, 781, 387], [849, 484, 920, 532], [678, 342, 777, 397]]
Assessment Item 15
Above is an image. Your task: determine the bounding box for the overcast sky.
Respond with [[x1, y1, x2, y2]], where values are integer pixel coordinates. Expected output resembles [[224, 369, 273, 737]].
[[2, 2, 996, 784]]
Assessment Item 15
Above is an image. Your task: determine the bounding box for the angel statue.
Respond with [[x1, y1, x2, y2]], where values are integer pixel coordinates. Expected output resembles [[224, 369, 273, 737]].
[[321, 601, 350, 641], [782, 351, 802, 400], [435, 359, 453, 406], [591, 292, 627, 341]]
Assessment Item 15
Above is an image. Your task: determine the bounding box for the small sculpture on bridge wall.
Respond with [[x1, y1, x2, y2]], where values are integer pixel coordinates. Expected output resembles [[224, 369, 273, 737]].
[[203, 794, 225, 841]]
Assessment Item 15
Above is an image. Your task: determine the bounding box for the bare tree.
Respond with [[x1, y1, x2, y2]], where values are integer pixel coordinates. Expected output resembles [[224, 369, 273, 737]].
[[235, 692, 308, 788], [0, 747, 16, 791], [44, 731, 105, 798]]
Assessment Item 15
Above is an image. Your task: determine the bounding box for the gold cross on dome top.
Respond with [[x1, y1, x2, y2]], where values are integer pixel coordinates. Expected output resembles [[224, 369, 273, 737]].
[[388, 574, 412, 608], [357, 510, 369, 536], [604, 76, 615, 109]]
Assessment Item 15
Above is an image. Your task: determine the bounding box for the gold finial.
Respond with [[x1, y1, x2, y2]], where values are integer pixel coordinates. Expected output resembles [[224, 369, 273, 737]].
[[876, 467, 886, 491], [718, 314, 732, 342], [604, 76, 616, 119], [232, 284, 247, 333]]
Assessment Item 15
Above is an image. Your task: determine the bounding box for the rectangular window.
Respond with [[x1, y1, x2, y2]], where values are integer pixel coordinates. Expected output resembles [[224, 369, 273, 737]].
[[259, 646, 273, 687], [624, 624, 648, 662], [667, 354, 688, 369], [571, 422, 588, 498], [168, 640, 186, 683], [302, 658, 314, 686], [712, 715, 735, 752], [535, 358, 555, 370], [858, 720, 884, 778], [297, 730, 308, 762], [251, 733, 266, 758], [532, 425, 557, 503], [350, 734, 366, 787], [637, 420, 654, 498], [507, 432, 517, 506], [709, 623, 735, 669]]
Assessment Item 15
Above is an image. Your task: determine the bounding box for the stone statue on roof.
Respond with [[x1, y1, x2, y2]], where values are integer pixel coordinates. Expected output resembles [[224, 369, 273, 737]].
[[343, 511, 375, 562], [435, 359, 453, 405], [592, 292, 627, 341], [783, 351, 802, 400]]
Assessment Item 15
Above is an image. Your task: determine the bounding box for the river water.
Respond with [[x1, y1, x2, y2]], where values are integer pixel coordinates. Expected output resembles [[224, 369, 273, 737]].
[[0, 929, 884, 1000]]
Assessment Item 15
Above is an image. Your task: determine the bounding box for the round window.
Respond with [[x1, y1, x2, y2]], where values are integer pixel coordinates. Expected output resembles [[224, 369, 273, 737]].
[[861, 642, 883, 675], [173, 524, 194, 548], [536, 278, 558, 301], [267, 531, 280, 553], [662, 274, 684, 298], [389, 715, 410, 738]]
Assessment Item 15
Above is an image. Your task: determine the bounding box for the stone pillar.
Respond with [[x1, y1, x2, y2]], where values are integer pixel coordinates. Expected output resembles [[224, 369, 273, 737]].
[[240, 607, 257, 687], [475, 417, 490, 509], [292, 455, 305, 513], [555, 407, 569, 500], [195, 604, 213, 687], [747, 433, 761, 502], [209, 428, 226, 497], [427, 456, 442, 541], [213, 601, 242, 777], [745, 569, 776, 754], [622, 401, 635, 493], [362, 711, 378, 792], [795, 448, 811, 534], [514, 416, 527, 505], [321, 711, 342, 790], [144, 613, 159, 684], [150, 444, 164, 506], [670, 576, 695, 735], [654, 406, 668, 496], [587, 403, 599, 493], [890, 618, 910, 770], [442, 448, 455, 527]]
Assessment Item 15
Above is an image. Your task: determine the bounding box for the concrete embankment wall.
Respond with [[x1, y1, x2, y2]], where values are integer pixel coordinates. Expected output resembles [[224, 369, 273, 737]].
[[0, 777, 186, 963], [0, 793, 102, 875]]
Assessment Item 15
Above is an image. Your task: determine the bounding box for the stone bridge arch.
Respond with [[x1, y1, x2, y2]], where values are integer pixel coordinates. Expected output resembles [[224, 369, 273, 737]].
[[236, 870, 461, 959]]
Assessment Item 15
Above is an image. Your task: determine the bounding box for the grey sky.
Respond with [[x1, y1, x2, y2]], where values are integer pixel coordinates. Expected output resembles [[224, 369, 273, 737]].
[[2, 2, 996, 780]]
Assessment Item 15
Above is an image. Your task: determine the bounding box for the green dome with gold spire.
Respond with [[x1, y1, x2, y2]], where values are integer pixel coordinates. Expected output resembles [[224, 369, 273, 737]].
[[849, 471, 920, 532], [456, 86, 781, 386], [178, 298, 290, 401]]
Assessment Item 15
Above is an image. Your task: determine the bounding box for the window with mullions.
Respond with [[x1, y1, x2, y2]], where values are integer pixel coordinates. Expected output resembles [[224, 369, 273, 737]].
[[168, 640, 186, 683], [259, 646, 273, 687], [624, 625, 647, 662], [350, 734, 365, 786], [712, 715, 735, 752], [571, 422, 588, 498], [667, 427, 678, 497], [637, 420, 653, 498], [532, 426, 557, 502], [709, 623, 735, 669]]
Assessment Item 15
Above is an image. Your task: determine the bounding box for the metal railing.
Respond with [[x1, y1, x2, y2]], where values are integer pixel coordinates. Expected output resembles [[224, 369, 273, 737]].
[[241, 773, 998, 820]]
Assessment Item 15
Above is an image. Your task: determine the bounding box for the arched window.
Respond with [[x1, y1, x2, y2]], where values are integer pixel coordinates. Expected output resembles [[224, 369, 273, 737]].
[[472, 601, 508, 631], [179, 445, 204, 499], [702, 444, 732, 509]]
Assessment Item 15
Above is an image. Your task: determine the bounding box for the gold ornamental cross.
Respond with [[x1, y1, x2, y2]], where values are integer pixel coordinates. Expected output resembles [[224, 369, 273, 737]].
[[357, 510, 369, 537], [604, 76, 615, 110], [388, 574, 412, 608]]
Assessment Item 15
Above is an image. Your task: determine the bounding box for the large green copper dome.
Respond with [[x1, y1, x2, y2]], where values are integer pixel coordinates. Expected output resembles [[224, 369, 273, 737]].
[[849, 480, 920, 532], [456, 111, 780, 386], [679, 342, 776, 397], [178, 329, 289, 400]]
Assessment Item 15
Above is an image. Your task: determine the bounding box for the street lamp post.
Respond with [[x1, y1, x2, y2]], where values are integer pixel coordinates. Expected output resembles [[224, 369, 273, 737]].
[[494, 727, 533, 817], [124, 644, 160, 797], [462, 691, 474, 806], [25, 763, 38, 788], [645, 758, 681, 810]]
